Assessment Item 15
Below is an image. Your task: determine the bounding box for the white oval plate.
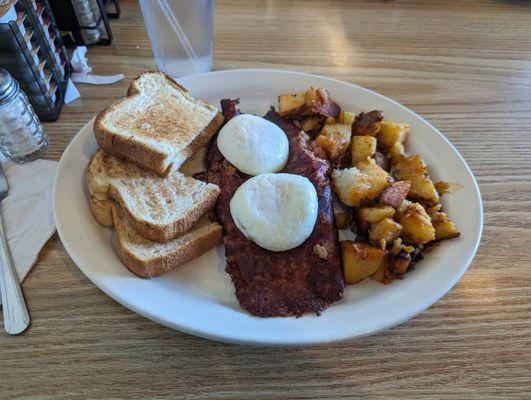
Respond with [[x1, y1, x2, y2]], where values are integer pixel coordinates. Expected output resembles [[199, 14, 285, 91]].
[[54, 69, 482, 346]]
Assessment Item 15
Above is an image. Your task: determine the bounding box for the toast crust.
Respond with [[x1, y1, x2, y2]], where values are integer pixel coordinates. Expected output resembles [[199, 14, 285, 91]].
[[112, 206, 222, 278], [93, 72, 224, 177], [109, 182, 220, 243], [89, 196, 114, 227]]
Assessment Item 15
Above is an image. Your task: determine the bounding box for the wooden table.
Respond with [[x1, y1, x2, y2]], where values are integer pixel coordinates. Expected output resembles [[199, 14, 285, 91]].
[[2, 1, 530, 398]]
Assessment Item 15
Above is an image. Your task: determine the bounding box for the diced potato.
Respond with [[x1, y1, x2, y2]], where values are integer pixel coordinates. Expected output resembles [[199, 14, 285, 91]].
[[352, 110, 383, 136], [325, 116, 336, 124], [397, 202, 436, 245], [388, 251, 411, 275], [426, 203, 442, 215], [379, 181, 411, 208], [369, 218, 402, 248], [339, 111, 356, 126], [351, 136, 377, 165], [395, 199, 412, 218], [315, 123, 352, 161], [357, 205, 395, 234], [371, 260, 389, 283], [301, 116, 322, 132], [305, 86, 319, 106], [378, 121, 410, 149], [278, 94, 305, 117], [332, 160, 392, 207], [334, 210, 350, 230], [392, 154, 439, 206], [389, 142, 406, 162], [341, 241, 386, 284], [304, 87, 340, 118], [374, 151, 390, 171], [431, 211, 460, 241]]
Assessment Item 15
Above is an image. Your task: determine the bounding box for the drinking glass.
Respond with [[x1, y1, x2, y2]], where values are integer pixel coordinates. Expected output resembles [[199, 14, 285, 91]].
[[139, 0, 214, 77]]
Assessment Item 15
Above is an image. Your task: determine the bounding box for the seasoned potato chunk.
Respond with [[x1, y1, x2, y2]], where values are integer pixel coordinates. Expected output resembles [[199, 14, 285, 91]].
[[388, 251, 411, 275], [339, 111, 356, 126], [357, 205, 395, 234], [351, 136, 377, 165], [332, 160, 392, 207], [315, 123, 352, 161], [392, 154, 439, 206], [334, 210, 350, 230], [379, 181, 411, 208], [352, 110, 384, 136], [278, 94, 305, 117], [304, 87, 340, 118], [369, 218, 402, 248], [397, 202, 436, 245], [378, 121, 410, 149], [389, 142, 406, 163], [431, 211, 460, 241], [300, 116, 323, 132], [341, 241, 386, 284]]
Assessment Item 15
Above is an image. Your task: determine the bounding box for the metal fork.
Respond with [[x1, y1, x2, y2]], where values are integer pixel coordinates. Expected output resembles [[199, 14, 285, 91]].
[[0, 164, 29, 334]]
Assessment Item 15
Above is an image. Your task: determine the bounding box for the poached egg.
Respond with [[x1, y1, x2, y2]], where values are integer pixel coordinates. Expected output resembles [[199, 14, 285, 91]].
[[217, 114, 289, 176], [230, 173, 318, 252]]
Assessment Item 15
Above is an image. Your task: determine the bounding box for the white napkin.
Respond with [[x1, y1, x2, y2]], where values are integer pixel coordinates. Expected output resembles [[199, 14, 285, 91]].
[[0, 159, 57, 303], [70, 46, 124, 85]]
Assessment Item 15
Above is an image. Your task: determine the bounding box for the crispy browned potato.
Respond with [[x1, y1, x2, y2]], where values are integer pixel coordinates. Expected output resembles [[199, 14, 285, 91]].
[[315, 123, 352, 161], [431, 211, 460, 241], [352, 110, 383, 136], [351, 135, 377, 165], [304, 87, 340, 118], [397, 202, 436, 245], [332, 159, 392, 207], [357, 205, 395, 234], [334, 210, 350, 229], [374, 151, 390, 171], [379, 181, 411, 208], [392, 154, 439, 206], [388, 250, 411, 275], [378, 121, 410, 149], [369, 218, 402, 248], [341, 241, 387, 284], [339, 111, 356, 126], [389, 142, 406, 163], [278, 94, 305, 117], [371, 260, 389, 283], [300, 116, 323, 132]]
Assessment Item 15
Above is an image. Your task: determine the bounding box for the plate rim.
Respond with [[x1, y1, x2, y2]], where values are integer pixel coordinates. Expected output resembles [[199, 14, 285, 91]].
[[53, 68, 483, 346]]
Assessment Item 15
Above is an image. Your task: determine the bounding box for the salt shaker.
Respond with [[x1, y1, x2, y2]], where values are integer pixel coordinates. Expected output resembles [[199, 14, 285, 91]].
[[0, 69, 48, 163]]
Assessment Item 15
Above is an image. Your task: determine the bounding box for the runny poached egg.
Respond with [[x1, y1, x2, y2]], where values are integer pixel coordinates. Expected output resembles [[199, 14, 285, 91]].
[[229, 173, 318, 252], [217, 114, 289, 176]]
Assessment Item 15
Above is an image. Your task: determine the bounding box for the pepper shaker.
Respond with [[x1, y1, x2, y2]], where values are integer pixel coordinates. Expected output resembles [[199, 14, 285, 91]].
[[0, 69, 48, 163]]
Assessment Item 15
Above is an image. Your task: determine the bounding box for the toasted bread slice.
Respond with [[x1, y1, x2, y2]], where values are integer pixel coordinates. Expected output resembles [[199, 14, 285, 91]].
[[112, 206, 222, 278], [87, 149, 220, 242], [94, 72, 224, 176]]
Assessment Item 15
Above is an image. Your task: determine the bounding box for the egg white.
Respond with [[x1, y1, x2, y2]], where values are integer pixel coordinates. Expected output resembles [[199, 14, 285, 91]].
[[229, 173, 318, 252], [217, 114, 289, 176]]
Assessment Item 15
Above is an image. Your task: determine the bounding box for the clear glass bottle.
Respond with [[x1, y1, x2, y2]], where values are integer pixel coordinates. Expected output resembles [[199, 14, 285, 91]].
[[70, 0, 101, 44], [0, 69, 48, 163]]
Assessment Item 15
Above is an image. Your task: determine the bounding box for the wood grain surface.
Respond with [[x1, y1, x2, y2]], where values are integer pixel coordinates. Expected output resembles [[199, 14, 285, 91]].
[[2, 0, 530, 398]]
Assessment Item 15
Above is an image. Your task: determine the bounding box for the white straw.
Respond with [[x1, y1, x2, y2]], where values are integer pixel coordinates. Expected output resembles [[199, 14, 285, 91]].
[[156, 0, 201, 72]]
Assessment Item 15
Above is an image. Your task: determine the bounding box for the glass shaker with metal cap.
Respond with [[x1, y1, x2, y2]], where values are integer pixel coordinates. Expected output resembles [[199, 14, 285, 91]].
[[0, 69, 48, 163]]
